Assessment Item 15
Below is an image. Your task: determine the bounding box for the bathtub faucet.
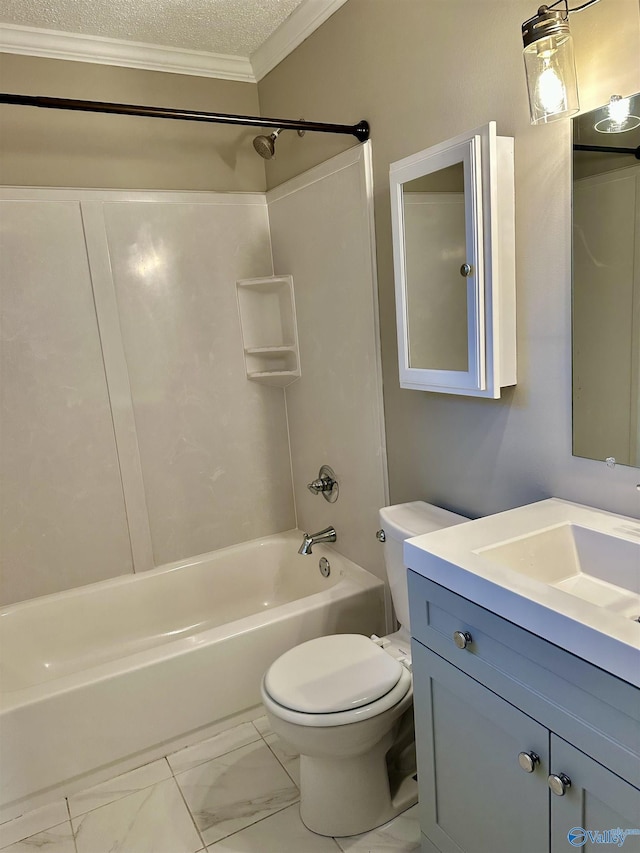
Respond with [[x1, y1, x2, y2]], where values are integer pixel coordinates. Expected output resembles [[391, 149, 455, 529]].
[[298, 526, 337, 555]]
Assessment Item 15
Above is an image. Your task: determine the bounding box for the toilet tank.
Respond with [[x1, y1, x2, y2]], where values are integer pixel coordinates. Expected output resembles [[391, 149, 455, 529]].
[[379, 502, 468, 631]]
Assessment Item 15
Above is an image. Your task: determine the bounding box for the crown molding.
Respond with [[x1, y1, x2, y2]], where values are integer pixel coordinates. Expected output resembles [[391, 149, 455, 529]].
[[251, 0, 349, 81], [0, 0, 347, 82], [0, 23, 255, 81]]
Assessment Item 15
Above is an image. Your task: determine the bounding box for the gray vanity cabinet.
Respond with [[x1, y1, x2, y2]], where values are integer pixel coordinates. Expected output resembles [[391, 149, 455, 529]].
[[413, 643, 549, 853], [408, 571, 640, 853], [549, 736, 640, 853]]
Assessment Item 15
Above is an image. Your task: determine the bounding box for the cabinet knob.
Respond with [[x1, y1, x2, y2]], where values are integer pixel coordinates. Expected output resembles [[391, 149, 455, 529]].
[[518, 751, 540, 773], [460, 263, 472, 277], [548, 773, 572, 796], [453, 630, 473, 649], [375, 529, 386, 542]]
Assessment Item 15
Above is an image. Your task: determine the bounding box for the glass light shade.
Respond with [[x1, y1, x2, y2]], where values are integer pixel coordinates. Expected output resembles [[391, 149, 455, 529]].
[[523, 31, 579, 124], [594, 94, 640, 133]]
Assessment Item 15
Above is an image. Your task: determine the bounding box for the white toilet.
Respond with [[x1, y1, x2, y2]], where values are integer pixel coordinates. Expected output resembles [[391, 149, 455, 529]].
[[260, 501, 468, 837]]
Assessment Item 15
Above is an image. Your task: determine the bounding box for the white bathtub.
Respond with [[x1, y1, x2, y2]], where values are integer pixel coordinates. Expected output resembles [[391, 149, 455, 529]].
[[0, 531, 385, 817]]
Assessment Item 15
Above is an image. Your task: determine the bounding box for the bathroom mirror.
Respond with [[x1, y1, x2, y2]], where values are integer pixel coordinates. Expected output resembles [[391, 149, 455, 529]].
[[572, 94, 640, 467], [402, 163, 468, 374], [390, 122, 516, 398]]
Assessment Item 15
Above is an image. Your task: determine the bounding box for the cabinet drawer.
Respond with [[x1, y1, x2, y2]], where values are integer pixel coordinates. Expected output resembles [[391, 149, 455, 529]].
[[408, 570, 640, 788]]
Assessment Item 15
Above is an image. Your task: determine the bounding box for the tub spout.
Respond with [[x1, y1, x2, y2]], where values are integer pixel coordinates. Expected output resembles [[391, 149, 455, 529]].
[[298, 526, 337, 555]]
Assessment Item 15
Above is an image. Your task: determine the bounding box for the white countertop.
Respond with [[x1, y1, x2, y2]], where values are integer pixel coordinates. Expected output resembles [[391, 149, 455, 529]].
[[405, 498, 640, 687]]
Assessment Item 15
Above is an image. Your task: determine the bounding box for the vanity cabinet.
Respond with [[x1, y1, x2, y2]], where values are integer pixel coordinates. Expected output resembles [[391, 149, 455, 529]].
[[408, 572, 640, 853], [390, 122, 515, 398]]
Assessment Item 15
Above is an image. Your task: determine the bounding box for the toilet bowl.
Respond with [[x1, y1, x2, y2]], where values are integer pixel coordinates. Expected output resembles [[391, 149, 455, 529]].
[[261, 502, 468, 837]]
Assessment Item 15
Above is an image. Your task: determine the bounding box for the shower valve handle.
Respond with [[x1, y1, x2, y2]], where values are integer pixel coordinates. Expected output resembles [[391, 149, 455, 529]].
[[306, 465, 339, 503], [308, 476, 335, 494]]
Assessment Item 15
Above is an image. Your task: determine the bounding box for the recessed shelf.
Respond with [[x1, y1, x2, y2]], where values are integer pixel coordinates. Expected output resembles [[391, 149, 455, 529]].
[[244, 345, 297, 355], [246, 370, 300, 387], [236, 276, 300, 386]]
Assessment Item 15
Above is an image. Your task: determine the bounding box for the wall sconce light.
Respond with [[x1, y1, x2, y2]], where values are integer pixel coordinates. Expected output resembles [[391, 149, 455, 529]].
[[522, 0, 601, 125]]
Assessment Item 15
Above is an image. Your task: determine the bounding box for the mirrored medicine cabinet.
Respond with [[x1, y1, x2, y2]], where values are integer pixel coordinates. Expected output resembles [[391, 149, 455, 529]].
[[572, 94, 640, 469], [390, 122, 516, 398]]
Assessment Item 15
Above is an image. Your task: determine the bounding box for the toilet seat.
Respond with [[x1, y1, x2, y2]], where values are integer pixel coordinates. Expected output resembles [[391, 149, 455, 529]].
[[262, 634, 412, 728]]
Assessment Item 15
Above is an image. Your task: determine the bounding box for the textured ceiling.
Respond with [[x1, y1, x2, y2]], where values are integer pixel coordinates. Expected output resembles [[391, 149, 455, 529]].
[[0, 0, 307, 56]]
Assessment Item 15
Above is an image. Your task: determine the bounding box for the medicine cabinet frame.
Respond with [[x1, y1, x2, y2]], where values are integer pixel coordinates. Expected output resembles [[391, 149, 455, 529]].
[[390, 121, 516, 398]]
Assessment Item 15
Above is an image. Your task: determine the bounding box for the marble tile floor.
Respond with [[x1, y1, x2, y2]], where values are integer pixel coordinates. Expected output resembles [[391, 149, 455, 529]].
[[0, 714, 420, 853]]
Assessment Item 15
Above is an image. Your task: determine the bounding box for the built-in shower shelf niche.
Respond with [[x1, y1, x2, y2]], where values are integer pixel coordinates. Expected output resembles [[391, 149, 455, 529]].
[[236, 275, 301, 387]]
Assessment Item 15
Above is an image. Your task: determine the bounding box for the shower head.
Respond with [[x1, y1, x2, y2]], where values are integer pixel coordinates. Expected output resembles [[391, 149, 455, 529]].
[[252, 128, 281, 160]]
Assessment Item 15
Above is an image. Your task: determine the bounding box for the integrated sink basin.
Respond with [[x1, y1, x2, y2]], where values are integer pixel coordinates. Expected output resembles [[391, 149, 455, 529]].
[[405, 499, 640, 686], [478, 523, 640, 619]]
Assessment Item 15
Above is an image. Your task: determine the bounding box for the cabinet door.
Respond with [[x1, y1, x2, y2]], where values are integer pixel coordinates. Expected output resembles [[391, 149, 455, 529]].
[[550, 735, 640, 852], [413, 643, 549, 853], [390, 121, 516, 398]]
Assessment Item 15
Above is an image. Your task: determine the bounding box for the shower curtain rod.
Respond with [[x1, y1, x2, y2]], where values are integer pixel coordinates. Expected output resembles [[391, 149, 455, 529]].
[[0, 93, 370, 141], [573, 143, 640, 159]]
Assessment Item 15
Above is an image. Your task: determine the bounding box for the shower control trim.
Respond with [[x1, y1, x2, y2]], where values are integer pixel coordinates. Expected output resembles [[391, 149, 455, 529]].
[[307, 465, 339, 503]]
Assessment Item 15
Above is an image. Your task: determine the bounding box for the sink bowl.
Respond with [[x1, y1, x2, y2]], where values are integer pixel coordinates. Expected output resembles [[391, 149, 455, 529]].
[[477, 523, 640, 619], [405, 499, 640, 686]]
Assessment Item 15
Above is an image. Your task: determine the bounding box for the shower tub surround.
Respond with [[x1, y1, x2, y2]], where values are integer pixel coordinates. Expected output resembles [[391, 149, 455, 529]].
[[1, 144, 387, 607], [0, 531, 385, 820]]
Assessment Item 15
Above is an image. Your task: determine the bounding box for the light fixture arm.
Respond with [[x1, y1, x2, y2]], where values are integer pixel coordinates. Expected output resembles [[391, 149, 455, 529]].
[[522, 0, 600, 32], [523, 0, 600, 24], [547, 0, 601, 14]]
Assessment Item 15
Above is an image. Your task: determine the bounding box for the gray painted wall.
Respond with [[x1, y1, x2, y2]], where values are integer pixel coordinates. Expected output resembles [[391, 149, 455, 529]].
[[0, 53, 266, 191], [258, 0, 640, 520]]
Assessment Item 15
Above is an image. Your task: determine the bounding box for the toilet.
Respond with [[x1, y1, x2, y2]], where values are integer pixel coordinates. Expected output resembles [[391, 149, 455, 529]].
[[260, 501, 468, 837]]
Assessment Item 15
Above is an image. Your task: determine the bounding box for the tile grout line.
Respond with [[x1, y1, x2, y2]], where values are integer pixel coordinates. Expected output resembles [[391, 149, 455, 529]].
[[170, 773, 208, 853], [260, 735, 300, 788], [205, 800, 303, 850], [158, 755, 208, 850], [252, 719, 302, 791], [64, 757, 173, 821], [65, 797, 79, 853], [67, 768, 207, 853], [168, 722, 302, 851], [168, 731, 263, 779], [0, 802, 73, 852], [167, 732, 273, 852]]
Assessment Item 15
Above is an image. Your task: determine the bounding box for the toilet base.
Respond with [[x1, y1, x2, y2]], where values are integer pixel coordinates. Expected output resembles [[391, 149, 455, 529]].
[[262, 650, 417, 838], [297, 725, 418, 837]]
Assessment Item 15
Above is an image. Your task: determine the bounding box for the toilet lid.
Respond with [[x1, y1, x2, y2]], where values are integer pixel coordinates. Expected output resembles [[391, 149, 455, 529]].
[[264, 634, 404, 714]]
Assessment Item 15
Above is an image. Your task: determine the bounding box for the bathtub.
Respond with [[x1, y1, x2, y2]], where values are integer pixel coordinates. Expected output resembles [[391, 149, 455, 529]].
[[0, 531, 385, 818]]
